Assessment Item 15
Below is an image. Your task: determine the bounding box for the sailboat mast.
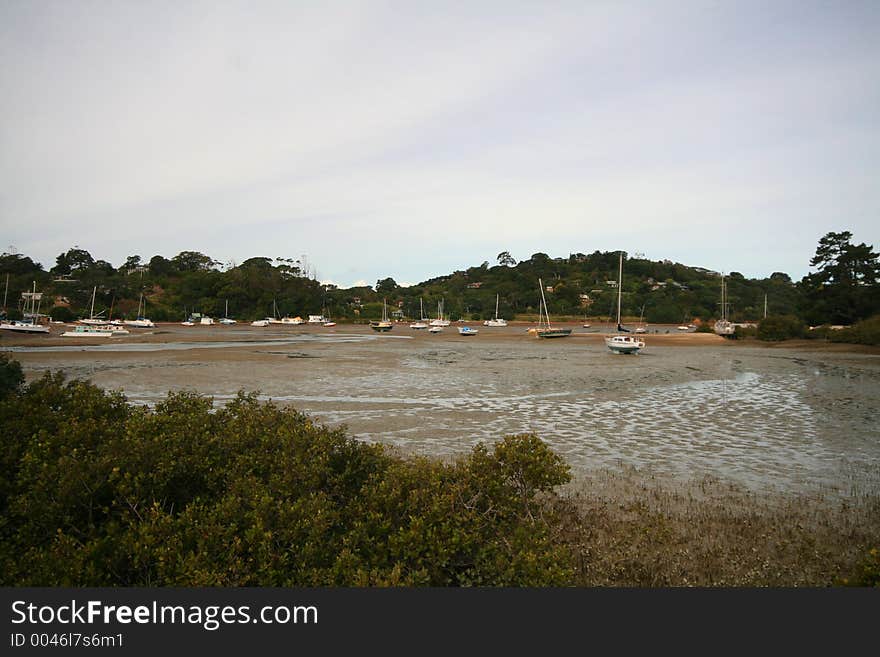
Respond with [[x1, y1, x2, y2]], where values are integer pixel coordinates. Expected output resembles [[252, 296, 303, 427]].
[[538, 278, 551, 328], [2, 273, 8, 313], [616, 252, 623, 326], [90, 286, 96, 319]]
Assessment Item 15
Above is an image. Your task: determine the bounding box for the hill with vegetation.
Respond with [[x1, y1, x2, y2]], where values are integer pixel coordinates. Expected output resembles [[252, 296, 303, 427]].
[[1, 233, 877, 334]]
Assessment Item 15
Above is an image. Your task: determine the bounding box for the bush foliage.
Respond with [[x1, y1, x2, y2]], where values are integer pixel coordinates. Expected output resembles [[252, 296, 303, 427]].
[[0, 373, 575, 586], [757, 315, 807, 341]]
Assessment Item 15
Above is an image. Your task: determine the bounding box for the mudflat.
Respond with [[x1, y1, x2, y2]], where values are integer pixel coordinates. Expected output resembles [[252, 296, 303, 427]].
[[4, 321, 879, 500]]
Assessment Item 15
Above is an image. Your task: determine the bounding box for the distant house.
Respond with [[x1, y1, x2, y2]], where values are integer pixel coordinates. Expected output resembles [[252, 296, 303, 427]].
[[605, 280, 618, 288], [466, 282, 483, 289]]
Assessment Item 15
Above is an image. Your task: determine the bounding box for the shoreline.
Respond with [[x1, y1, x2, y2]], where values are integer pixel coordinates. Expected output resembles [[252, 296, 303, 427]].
[[2, 321, 878, 354]]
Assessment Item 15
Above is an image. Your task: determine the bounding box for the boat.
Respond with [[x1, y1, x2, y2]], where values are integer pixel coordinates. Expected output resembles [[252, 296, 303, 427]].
[[78, 287, 107, 325], [458, 326, 479, 336], [61, 324, 129, 337], [307, 314, 326, 324], [0, 282, 50, 334], [428, 325, 443, 333], [124, 294, 155, 328], [532, 279, 571, 338], [429, 300, 450, 327], [604, 253, 645, 354], [219, 300, 237, 325], [483, 294, 508, 327], [370, 298, 393, 332], [410, 298, 429, 329], [634, 304, 647, 333], [251, 319, 270, 327], [200, 316, 214, 325], [714, 274, 735, 337], [281, 315, 304, 325], [266, 300, 283, 324]]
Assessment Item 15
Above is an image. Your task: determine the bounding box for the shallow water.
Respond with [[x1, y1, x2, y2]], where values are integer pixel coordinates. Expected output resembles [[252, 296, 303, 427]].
[[8, 329, 879, 498]]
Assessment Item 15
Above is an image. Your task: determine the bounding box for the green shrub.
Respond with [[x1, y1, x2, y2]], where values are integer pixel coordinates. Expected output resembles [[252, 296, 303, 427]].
[[0, 372, 575, 586], [757, 315, 806, 341], [0, 353, 24, 399], [49, 306, 74, 322], [828, 315, 880, 346], [734, 324, 757, 339]]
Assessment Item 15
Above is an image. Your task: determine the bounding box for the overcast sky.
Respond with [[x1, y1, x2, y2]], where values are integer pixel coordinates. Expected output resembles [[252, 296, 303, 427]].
[[2, 1, 878, 287]]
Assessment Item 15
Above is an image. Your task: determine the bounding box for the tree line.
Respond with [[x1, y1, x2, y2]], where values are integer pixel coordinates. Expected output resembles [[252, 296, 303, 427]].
[[1, 232, 877, 328]]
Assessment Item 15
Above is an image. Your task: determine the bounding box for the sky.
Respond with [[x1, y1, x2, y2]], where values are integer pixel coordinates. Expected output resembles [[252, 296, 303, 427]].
[[1, 1, 878, 288]]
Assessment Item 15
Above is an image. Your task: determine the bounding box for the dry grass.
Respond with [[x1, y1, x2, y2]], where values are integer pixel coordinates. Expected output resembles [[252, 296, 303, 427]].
[[561, 466, 880, 587]]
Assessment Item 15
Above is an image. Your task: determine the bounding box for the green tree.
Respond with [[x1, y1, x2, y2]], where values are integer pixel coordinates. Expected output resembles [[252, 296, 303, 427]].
[[801, 231, 880, 325], [497, 251, 517, 267], [0, 353, 24, 399], [376, 277, 398, 295], [171, 251, 219, 273]]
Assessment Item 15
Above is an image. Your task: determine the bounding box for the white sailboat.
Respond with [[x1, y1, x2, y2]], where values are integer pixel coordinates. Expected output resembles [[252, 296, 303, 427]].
[[410, 298, 428, 329], [483, 294, 508, 327], [370, 298, 393, 332], [429, 300, 450, 327], [604, 253, 644, 354], [531, 279, 571, 338], [0, 281, 50, 333], [124, 294, 155, 328], [219, 300, 236, 325], [266, 300, 283, 324], [78, 287, 107, 325], [714, 274, 735, 337]]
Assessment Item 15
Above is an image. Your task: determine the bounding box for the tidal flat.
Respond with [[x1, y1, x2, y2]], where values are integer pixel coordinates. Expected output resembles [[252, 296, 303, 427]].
[[6, 322, 879, 501]]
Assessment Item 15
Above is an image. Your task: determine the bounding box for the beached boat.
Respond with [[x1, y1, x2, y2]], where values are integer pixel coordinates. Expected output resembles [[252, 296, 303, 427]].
[[428, 325, 443, 334], [78, 287, 107, 325], [62, 324, 129, 337], [605, 253, 645, 354], [429, 300, 450, 327], [410, 298, 429, 329], [483, 294, 508, 327], [458, 326, 479, 336], [281, 315, 304, 325], [714, 274, 735, 337], [0, 282, 50, 334], [219, 300, 237, 325], [251, 319, 270, 327], [532, 279, 571, 338], [370, 299, 393, 332], [124, 294, 155, 328]]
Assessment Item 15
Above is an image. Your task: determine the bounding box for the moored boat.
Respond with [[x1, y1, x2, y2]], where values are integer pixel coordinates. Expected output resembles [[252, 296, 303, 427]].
[[605, 252, 645, 354]]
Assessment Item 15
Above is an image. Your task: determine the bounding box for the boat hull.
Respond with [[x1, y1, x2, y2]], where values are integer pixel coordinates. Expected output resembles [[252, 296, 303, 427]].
[[536, 328, 572, 338], [1, 321, 50, 334], [605, 335, 645, 354]]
